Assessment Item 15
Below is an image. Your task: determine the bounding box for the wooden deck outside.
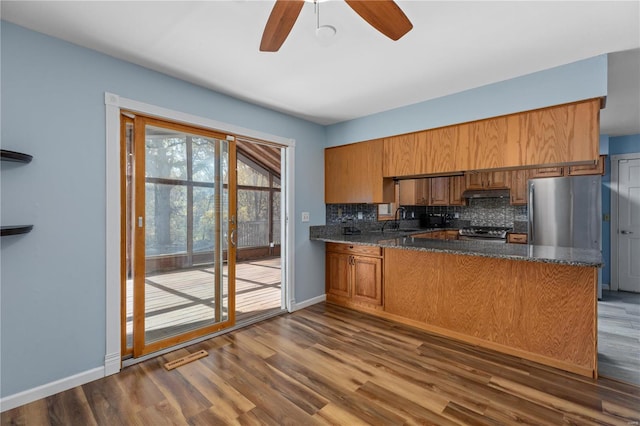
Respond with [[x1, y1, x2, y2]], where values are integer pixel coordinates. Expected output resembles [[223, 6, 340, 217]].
[[126, 257, 282, 347]]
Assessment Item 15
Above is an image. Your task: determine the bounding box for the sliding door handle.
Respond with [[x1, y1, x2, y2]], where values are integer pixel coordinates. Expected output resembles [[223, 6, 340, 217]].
[[230, 228, 237, 246]]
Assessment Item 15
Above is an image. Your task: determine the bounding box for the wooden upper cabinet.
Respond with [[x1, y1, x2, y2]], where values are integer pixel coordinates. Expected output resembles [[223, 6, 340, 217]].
[[567, 155, 606, 176], [383, 124, 470, 177], [381, 98, 600, 179], [424, 124, 470, 174], [383, 133, 420, 177], [429, 177, 449, 206], [449, 175, 467, 206], [523, 99, 600, 167], [465, 171, 510, 190], [530, 166, 564, 178], [399, 179, 429, 206], [510, 169, 530, 205], [487, 171, 510, 188], [468, 116, 510, 170], [325, 139, 394, 204]]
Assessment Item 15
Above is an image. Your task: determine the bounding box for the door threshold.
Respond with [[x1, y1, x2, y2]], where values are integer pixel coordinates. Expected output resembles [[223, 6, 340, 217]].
[[122, 308, 287, 367]]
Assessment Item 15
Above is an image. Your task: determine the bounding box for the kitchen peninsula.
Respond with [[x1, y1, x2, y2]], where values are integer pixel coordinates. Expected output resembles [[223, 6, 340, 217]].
[[310, 227, 603, 378]]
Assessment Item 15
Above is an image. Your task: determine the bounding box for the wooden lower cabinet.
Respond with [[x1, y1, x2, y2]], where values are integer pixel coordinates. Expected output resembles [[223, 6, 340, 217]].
[[382, 248, 598, 378], [507, 233, 528, 244], [412, 230, 459, 240], [326, 243, 383, 309]]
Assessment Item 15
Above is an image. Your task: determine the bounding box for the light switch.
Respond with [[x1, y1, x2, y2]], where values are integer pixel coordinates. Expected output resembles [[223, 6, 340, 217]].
[[357, 212, 363, 219], [301, 212, 310, 222]]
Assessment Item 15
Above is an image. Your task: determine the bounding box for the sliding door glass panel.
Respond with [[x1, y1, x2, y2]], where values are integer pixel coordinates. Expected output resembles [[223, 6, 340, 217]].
[[137, 122, 233, 351]]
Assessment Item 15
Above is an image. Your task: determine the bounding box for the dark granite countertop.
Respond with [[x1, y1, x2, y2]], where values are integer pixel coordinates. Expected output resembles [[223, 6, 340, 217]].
[[309, 227, 603, 267]]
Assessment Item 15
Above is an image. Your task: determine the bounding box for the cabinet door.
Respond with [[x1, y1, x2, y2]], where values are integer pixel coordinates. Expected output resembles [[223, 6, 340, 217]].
[[510, 169, 529, 205], [567, 155, 606, 176], [449, 175, 467, 206], [398, 179, 428, 205], [530, 166, 564, 178], [486, 171, 510, 189], [428, 177, 449, 206], [415, 179, 429, 205], [445, 230, 459, 240], [464, 172, 484, 190], [325, 139, 394, 204], [326, 251, 351, 298], [524, 99, 600, 166], [469, 116, 509, 170], [507, 233, 528, 244], [398, 179, 418, 206], [352, 256, 383, 306], [383, 133, 421, 177]]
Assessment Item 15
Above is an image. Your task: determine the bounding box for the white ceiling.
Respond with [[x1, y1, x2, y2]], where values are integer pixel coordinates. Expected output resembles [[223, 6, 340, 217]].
[[2, 1, 639, 135]]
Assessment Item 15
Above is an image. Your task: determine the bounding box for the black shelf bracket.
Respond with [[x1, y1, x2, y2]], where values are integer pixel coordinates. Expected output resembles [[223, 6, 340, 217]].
[[1, 225, 34, 236], [1, 149, 33, 163]]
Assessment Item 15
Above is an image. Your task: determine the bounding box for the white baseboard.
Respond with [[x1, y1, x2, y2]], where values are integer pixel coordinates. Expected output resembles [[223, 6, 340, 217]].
[[0, 366, 104, 413], [289, 294, 326, 312], [104, 352, 121, 376]]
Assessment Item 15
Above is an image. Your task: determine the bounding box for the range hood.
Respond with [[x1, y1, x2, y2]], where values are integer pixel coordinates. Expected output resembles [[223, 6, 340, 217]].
[[462, 189, 510, 199]]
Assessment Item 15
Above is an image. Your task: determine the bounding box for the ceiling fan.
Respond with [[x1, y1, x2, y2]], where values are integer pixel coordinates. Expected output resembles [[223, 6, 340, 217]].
[[260, 0, 413, 52]]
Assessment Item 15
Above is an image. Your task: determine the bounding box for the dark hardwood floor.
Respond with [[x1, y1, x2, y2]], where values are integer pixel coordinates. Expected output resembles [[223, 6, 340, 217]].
[[3, 303, 640, 425]]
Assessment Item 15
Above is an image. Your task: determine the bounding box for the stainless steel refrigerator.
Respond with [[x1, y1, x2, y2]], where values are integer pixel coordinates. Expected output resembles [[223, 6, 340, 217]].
[[528, 175, 601, 250]]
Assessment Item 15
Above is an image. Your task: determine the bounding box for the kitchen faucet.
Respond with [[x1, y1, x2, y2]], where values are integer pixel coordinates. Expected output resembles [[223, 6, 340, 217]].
[[381, 207, 406, 233]]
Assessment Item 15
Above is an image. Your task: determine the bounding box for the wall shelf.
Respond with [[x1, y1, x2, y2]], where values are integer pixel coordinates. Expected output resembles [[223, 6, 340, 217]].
[[1, 225, 34, 237], [1, 149, 33, 163], [1, 150, 34, 236]]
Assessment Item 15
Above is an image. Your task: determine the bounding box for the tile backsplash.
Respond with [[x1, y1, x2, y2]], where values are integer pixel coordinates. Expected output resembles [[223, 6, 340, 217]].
[[327, 198, 527, 229], [325, 204, 379, 224]]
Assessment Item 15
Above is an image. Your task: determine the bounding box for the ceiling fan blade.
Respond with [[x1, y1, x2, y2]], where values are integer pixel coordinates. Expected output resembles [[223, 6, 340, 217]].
[[344, 0, 413, 41], [260, 0, 305, 52]]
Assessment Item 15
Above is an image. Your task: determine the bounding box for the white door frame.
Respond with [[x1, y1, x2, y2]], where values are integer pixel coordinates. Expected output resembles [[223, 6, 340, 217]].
[[104, 92, 295, 375], [610, 153, 640, 292]]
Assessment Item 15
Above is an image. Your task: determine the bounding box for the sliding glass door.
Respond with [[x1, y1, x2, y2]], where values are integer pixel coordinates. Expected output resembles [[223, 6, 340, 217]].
[[122, 114, 236, 357]]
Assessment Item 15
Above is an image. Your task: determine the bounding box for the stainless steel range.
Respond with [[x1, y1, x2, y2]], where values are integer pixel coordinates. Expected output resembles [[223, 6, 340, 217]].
[[458, 226, 511, 242]]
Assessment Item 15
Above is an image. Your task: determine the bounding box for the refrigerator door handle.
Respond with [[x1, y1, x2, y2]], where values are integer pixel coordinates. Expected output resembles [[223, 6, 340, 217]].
[[529, 183, 535, 244]]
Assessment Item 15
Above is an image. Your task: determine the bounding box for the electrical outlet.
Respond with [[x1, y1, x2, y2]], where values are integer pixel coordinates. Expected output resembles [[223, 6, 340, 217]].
[[301, 212, 310, 222]]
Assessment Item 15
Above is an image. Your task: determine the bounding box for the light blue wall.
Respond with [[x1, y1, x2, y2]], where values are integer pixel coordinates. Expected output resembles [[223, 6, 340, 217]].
[[610, 134, 640, 155], [326, 55, 608, 146], [0, 21, 326, 397], [601, 134, 640, 285]]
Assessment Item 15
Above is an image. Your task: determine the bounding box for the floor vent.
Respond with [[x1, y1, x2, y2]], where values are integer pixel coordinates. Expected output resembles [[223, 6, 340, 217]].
[[164, 350, 208, 370]]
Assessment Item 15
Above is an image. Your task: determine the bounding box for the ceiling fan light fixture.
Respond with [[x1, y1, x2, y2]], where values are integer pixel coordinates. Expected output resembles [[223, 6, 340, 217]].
[[316, 24, 337, 41]]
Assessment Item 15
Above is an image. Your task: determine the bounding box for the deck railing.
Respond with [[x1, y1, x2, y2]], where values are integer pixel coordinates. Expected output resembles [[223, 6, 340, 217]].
[[237, 220, 280, 248]]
